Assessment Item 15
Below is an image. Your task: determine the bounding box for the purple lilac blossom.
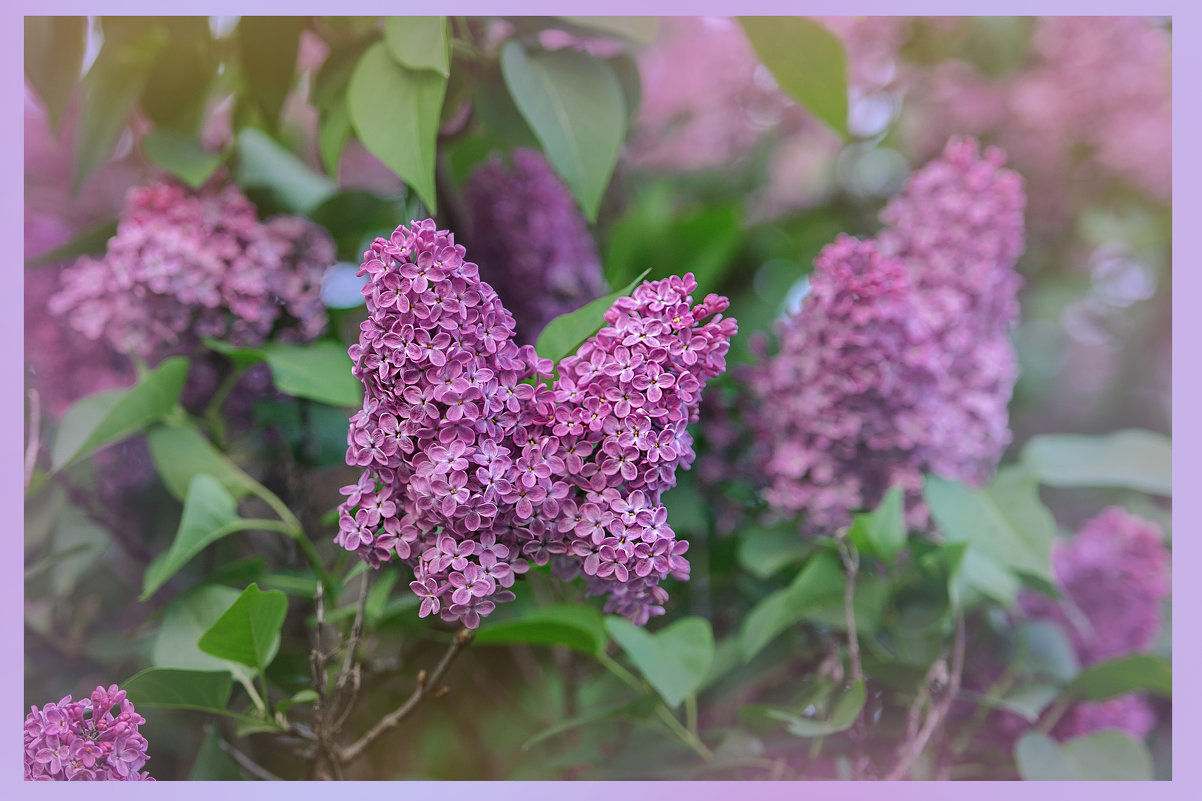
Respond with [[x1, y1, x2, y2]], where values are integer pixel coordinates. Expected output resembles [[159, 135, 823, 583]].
[[748, 138, 1025, 531], [746, 235, 943, 532], [336, 219, 736, 627], [48, 180, 334, 361], [463, 149, 607, 344], [902, 17, 1170, 222], [24, 685, 153, 781], [1023, 506, 1170, 667]]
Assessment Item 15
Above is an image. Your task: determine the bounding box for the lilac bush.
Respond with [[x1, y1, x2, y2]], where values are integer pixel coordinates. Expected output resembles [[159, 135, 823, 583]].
[[748, 138, 1026, 531], [464, 149, 607, 343], [337, 219, 736, 627], [24, 685, 152, 781], [48, 180, 334, 361]]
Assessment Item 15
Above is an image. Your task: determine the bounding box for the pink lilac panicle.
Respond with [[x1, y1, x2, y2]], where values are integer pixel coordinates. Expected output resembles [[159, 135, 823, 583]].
[[48, 180, 334, 361], [878, 137, 1026, 486], [746, 235, 942, 533], [1023, 507, 1170, 667], [24, 685, 153, 781], [464, 149, 607, 344], [336, 219, 735, 627], [902, 17, 1170, 220], [748, 138, 1024, 532]]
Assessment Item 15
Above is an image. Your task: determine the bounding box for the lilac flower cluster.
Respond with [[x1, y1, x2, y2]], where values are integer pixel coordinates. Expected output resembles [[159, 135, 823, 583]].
[[1017, 507, 1169, 742], [24, 685, 152, 781], [747, 138, 1025, 531], [463, 149, 607, 344], [747, 235, 943, 532], [903, 17, 1171, 220], [48, 180, 334, 360], [337, 219, 736, 627], [877, 137, 1026, 486]]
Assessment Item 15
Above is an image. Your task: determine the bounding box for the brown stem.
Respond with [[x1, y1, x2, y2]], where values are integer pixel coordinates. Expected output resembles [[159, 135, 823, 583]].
[[337, 628, 474, 764], [25, 389, 41, 489], [885, 611, 967, 780], [218, 738, 283, 781], [837, 540, 863, 684]]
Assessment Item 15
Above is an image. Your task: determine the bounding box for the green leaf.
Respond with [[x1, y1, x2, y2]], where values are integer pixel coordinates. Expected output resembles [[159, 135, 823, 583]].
[[152, 584, 256, 686], [779, 680, 866, 738], [238, 17, 306, 127], [138, 17, 216, 133], [605, 616, 714, 709], [500, 42, 626, 221], [50, 357, 188, 471], [558, 17, 660, 44], [475, 604, 607, 655], [146, 421, 263, 502], [141, 475, 264, 600], [383, 17, 450, 76], [739, 17, 848, 138], [522, 695, 659, 750], [1015, 730, 1154, 781], [472, 68, 540, 149], [234, 128, 337, 215], [48, 506, 110, 597], [348, 42, 446, 211], [924, 469, 1055, 606], [308, 190, 407, 262], [25, 16, 86, 132], [1015, 620, 1081, 685], [206, 339, 361, 407], [740, 550, 845, 662], [804, 571, 891, 636], [1064, 654, 1171, 702], [848, 485, 907, 562], [143, 130, 225, 188], [197, 583, 289, 673], [123, 667, 234, 714], [188, 727, 245, 780], [535, 269, 650, 365], [319, 100, 352, 177], [1021, 429, 1171, 496], [737, 523, 809, 580], [26, 218, 118, 267], [75, 24, 169, 189]]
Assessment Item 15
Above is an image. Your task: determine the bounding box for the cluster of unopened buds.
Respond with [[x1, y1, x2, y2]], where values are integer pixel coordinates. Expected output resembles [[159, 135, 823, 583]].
[[338, 219, 736, 627], [24, 685, 152, 781]]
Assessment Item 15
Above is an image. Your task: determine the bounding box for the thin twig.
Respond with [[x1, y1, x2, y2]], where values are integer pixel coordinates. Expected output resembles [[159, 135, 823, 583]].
[[25, 389, 41, 489], [837, 539, 863, 684], [337, 628, 475, 764], [218, 738, 283, 781], [885, 611, 967, 780]]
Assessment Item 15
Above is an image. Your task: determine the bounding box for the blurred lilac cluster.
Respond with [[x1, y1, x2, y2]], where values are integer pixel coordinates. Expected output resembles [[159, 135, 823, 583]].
[[904, 17, 1171, 220], [1023, 507, 1170, 740], [337, 219, 735, 626], [24, 685, 152, 781], [464, 149, 607, 344], [48, 181, 334, 360], [748, 138, 1025, 531]]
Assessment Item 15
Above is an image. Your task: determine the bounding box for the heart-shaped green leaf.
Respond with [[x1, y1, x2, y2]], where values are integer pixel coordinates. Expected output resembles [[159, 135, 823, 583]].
[[122, 668, 234, 715], [739, 17, 848, 138], [500, 42, 625, 221], [152, 584, 256, 686], [197, 584, 288, 674], [1022, 429, 1171, 496], [205, 339, 361, 408], [384, 16, 450, 76], [476, 604, 608, 655], [348, 42, 446, 212], [605, 616, 715, 708], [535, 269, 650, 366], [1063, 654, 1171, 702], [146, 421, 264, 502], [740, 550, 845, 662], [1015, 730, 1154, 780], [848, 485, 906, 562], [51, 357, 189, 472], [142, 130, 226, 189]]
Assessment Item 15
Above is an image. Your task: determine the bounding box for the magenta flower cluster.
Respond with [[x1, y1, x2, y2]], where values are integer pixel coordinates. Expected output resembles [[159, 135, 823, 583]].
[[48, 180, 334, 360], [337, 219, 736, 627], [747, 138, 1025, 531], [1023, 507, 1169, 741], [24, 685, 152, 781], [464, 148, 607, 344]]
